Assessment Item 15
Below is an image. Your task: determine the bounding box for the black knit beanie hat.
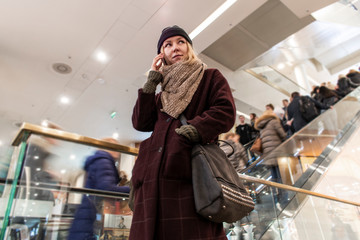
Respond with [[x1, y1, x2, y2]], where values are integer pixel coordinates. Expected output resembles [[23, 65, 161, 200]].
[[157, 25, 192, 54]]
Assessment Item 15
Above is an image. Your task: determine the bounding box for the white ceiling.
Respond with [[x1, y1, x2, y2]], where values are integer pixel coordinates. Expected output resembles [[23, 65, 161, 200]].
[[1, 0, 359, 147]]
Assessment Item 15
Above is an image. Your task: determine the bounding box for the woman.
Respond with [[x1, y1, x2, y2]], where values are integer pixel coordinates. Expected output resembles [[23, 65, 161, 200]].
[[318, 86, 339, 109], [254, 110, 286, 183], [220, 133, 249, 171], [130, 26, 235, 240]]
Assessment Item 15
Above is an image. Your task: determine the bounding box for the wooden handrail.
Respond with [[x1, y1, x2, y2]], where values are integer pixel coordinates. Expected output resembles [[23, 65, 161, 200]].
[[239, 174, 360, 207], [12, 122, 139, 156]]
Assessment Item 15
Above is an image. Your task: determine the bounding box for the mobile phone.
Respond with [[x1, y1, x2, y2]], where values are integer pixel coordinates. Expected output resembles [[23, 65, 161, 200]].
[[161, 57, 167, 66], [156, 58, 162, 67]]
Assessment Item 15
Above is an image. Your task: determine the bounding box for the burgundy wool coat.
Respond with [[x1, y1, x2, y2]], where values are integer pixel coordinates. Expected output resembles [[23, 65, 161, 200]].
[[130, 68, 236, 240]]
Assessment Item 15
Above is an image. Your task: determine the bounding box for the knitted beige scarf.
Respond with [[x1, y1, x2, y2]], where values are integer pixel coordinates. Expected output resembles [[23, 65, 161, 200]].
[[160, 59, 206, 119]]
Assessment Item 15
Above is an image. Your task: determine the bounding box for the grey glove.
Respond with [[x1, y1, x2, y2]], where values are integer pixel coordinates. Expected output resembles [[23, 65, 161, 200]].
[[143, 71, 163, 93], [175, 125, 200, 143]]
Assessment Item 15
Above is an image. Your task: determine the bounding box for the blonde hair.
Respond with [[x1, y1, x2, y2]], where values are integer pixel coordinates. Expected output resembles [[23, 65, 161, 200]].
[[224, 132, 235, 140]]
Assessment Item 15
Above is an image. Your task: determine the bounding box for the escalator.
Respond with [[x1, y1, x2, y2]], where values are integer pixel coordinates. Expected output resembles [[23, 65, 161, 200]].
[[237, 87, 360, 239]]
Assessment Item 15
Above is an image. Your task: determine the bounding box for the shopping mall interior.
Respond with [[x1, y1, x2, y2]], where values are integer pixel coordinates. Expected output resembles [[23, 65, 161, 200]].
[[1, 0, 360, 239]]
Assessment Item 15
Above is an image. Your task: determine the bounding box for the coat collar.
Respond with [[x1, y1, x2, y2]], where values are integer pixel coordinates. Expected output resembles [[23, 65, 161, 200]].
[[254, 114, 279, 130]]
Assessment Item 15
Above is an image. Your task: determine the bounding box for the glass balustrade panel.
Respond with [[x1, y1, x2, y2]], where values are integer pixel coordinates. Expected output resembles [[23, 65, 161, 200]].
[[245, 88, 360, 191]]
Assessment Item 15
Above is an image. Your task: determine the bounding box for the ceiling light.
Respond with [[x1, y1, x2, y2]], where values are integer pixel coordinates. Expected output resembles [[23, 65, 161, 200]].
[[189, 0, 237, 39], [277, 63, 285, 69], [41, 120, 48, 127], [236, 111, 250, 120], [97, 78, 105, 84], [112, 132, 119, 139], [70, 154, 76, 160], [0, 140, 2, 146], [96, 51, 108, 63], [60, 96, 70, 104]]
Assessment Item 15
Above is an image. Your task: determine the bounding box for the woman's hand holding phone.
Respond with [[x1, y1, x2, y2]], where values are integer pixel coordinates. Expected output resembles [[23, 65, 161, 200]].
[[151, 53, 164, 72]]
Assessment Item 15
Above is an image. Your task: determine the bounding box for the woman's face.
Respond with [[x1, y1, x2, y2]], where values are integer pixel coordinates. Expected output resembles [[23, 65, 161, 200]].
[[162, 36, 188, 65]]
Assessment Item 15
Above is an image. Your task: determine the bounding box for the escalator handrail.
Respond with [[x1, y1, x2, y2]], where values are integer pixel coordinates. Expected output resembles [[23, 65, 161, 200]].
[[238, 173, 360, 207], [0, 177, 130, 199]]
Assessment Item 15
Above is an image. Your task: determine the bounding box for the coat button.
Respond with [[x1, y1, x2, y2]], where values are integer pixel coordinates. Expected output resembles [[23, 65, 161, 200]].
[[166, 118, 171, 122], [158, 147, 163, 152]]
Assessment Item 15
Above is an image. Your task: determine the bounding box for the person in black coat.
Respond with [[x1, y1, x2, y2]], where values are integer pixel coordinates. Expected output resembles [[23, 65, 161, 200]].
[[335, 74, 357, 98], [318, 86, 339, 109], [236, 115, 253, 146], [346, 69, 360, 84], [287, 92, 329, 133], [68, 138, 130, 240]]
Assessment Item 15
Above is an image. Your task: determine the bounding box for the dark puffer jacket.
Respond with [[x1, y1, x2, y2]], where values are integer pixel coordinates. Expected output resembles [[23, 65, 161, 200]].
[[255, 113, 286, 165], [68, 150, 130, 240], [346, 71, 360, 84]]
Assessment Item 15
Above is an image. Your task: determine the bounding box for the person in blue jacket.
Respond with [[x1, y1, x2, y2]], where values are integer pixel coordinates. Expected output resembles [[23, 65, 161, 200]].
[[68, 138, 130, 240]]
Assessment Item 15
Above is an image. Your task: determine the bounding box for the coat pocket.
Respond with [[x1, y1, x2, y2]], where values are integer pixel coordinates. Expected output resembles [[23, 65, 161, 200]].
[[132, 138, 151, 189], [162, 135, 193, 180]]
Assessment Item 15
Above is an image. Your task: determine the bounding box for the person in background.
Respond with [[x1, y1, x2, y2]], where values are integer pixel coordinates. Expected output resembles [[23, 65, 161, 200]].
[[311, 86, 322, 102], [249, 113, 259, 140], [254, 110, 287, 183], [236, 115, 253, 146], [254, 110, 287, 208], [346, 69, 360, 84], [282, 99, 289, 114], [265, 103, 274, 111], [287, 92, 329, 133], [318, 86, 339, 110], [119, 170, 130, 186], [68, 138, 130, 240], [131, 25, 235, 240], [249, 113, 257, 129], [220, 133, 249, 172], [335, 74, 357, 98]]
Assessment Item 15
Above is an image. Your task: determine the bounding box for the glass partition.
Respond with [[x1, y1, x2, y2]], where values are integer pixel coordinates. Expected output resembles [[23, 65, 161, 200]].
[[0, 126, 135, 239], [1, 184, 131, 240], [225, 176, 360, 240], [0, 144, 14, 197], [246, 66, 307, 95], [244, 87, 360, 192]]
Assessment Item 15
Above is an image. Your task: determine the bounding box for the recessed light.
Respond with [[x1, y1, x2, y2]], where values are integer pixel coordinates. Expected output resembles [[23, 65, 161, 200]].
[[96, 51, 108, 63], [97, 78, 105, 84], [41, 120, 48, 127], [112, 132, 119, 139], [277, 63, 285, 69], [60, 96, 70, 104]]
